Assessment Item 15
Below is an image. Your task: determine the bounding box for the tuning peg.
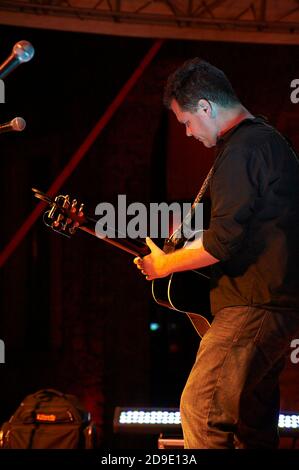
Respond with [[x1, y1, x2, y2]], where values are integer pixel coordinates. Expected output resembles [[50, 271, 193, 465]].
[[53, 213, 64, 229], [48, 204, 56, 219], [62, 195, 70, 208], [71, 199, 78, 213], [78, 203, 85, 217]]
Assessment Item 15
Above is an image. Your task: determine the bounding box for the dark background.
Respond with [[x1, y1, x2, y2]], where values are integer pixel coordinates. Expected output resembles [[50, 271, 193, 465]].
[[0, 24, 298, 448]]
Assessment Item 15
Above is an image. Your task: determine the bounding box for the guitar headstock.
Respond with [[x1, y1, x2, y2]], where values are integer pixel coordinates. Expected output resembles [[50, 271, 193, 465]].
[[32, 188, 86, 238]]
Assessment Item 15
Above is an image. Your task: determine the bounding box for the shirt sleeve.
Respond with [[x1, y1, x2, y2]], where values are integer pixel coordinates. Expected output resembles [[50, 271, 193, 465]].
[[202, 145, 268, 261]]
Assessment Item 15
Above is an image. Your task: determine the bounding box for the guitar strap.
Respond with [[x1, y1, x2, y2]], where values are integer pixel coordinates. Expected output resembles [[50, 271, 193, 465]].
[[163, 164, 215, 252], [162, 165, 216, 336]]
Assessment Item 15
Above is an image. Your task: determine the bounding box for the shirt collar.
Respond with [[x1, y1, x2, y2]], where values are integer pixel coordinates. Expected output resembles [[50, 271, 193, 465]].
[[216, 115, 267, 147]]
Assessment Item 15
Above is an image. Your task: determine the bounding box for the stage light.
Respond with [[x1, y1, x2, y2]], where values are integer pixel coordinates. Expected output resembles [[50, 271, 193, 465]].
[[113, 408, 181, 434], [278, 413, 299, 436], [114, 408, 299, 437]]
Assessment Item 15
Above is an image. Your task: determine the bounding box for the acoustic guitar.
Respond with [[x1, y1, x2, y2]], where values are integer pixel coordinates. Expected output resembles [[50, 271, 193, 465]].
[[32, 188, 212, 336]]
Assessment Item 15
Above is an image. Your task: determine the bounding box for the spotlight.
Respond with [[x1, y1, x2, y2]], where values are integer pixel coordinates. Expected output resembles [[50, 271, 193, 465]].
[[278, 413, 299, 436], [113, 407, 181, 434], [114, 407, 299, 440]]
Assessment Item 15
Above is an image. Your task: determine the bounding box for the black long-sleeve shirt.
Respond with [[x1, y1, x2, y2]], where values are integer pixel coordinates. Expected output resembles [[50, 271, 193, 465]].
[[202, 116, 299, 315]]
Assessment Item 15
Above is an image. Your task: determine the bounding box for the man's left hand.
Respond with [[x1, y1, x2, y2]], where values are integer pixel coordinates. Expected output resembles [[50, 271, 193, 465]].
[[133, 237, 169, 281]]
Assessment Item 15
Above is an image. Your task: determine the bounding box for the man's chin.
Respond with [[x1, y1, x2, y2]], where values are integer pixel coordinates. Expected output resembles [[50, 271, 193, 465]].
[[202, 140, 213, 148], [196, 137, 215, 148]]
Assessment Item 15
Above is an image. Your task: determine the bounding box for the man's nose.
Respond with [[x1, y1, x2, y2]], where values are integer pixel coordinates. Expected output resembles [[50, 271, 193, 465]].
[[186, 127, 192, 137]]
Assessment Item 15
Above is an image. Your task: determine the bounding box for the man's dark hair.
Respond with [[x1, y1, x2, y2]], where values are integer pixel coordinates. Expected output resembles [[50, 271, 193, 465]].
[[163, 58, 240, 112]]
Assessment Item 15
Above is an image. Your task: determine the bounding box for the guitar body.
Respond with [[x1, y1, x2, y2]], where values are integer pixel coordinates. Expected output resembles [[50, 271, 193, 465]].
[[152, 268, 213, 337]]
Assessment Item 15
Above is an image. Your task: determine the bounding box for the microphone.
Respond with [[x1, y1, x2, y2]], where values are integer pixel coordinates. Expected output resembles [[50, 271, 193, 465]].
[[0, 41, 35, 79], [0, 117, 26, 134]]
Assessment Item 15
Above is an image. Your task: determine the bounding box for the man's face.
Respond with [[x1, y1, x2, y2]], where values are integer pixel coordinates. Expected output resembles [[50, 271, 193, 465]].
[[171, 99, 218, 148]]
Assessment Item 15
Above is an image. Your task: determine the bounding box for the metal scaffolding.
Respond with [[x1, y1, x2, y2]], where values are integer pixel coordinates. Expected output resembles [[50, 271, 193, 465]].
[[0, 0, 299, 44]]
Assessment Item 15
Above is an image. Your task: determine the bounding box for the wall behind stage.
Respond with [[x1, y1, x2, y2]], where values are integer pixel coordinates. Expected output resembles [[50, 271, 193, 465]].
[[0, 25, 298, 446]]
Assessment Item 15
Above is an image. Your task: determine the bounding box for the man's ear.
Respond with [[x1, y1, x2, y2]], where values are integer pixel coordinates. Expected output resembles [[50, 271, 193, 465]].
[[197, 99, 216, 118]]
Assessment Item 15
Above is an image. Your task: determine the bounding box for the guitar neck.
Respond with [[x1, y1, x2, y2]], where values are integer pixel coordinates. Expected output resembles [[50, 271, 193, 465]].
[[80, 215, 150, 258], [32, 188, 150, 257]]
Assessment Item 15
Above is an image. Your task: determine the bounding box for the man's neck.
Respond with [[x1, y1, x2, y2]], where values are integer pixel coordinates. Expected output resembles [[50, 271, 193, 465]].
[[217, 105, 254, 139]]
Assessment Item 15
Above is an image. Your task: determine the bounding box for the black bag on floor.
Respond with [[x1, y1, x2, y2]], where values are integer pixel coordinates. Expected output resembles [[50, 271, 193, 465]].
[[0, 388, 96, 449]]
